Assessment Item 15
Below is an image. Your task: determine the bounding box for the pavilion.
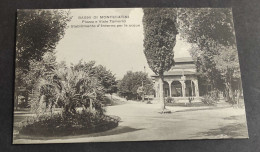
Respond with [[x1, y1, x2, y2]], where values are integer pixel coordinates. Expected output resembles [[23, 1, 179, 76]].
[[152, 57, 199, 98]]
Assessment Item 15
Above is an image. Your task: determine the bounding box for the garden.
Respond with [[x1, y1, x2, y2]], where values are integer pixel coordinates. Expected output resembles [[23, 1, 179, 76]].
[[16, 59, 120, 136]]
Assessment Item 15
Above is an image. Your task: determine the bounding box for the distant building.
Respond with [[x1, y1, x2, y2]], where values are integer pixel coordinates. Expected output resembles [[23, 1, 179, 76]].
[[152, 57, 199, 98]]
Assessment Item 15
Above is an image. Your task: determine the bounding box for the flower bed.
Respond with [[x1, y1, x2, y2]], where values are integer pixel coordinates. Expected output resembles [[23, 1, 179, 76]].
[[19, 111, 120, 136]]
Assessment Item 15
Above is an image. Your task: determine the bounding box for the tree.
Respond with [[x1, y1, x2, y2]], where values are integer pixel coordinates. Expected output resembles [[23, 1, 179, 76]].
[[178, 8, 235, 89], [16, 9, 71, 71], [178, 8, 241, 103], [15, 10, 71, 109], [31, 63, 106, 116], [213, 45, 241, 103], [26, 51, 61, 111], [73, 60, 118, 97], [118, 71, 153, 101], [137, 86, 145, 101], [56, 67, 105, 116], [178, 8, 235, 47], [137, 81, 154, 102], [143, 8, 178, 110], [94, 65, 117, 97], [16, 51, 57, 109]]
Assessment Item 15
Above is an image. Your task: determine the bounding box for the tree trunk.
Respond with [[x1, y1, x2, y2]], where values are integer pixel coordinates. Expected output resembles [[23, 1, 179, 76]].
[[89, 99, 93, 110], [226, 83, 230, 101], [236, 77, 242, 106], [226, 82, 235, 104], [15, 93, 18, 110], [236, 90, 240, 106], [24, 93, 29, 108], [159, 75, 165, 110]]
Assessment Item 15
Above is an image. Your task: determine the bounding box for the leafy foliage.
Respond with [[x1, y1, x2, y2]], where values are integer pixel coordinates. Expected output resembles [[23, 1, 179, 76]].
[[165, 97, 174, 103], [143, 8, 178, 109], [94, 65, 118, 95], [57, 67, 105, 115], [201, 91, 219, 105], [178, 8, 236, 84], [30, 62, 106, 115], [213, 46, 240, 79], [143, 8, 178, 76], [28, 59, 118, 116], [15, 10, 120, 135], [16, 10, 71, 70], [22, 61, 119, 135], [178, 8, 235, 47], [118, 71, 153, 100], [19, 111, 120, 136], [15, 10, 71, 108], [178, 8, 241, 102], [73, 60, 118, 95]]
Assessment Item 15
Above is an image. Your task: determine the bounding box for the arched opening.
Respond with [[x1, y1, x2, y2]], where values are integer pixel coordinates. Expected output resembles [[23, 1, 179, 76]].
[[163, 81, 170, 97], [171, 81, 182, 97], [185, 80, 196, 97]]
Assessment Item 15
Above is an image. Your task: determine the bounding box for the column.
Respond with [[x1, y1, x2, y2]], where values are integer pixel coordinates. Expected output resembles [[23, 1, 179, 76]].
[[191, 80, 194, 97], [154, 82, 159, 98], [180, 80, 186, 97], [193, 79, 199, 97], [167, 80, 173, 97], [181, 76, 186, 97]]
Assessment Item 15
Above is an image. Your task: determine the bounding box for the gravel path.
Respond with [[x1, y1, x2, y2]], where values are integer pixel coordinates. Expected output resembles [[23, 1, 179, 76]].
[[13, 100, 248, 144]]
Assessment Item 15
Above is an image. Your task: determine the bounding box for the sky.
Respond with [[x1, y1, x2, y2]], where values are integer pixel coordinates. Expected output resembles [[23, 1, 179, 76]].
[[55, 8, 192, 79]]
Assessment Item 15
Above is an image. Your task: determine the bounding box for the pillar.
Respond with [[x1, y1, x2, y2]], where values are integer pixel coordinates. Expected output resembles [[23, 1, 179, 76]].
[[180, 80, 186, 97], [193, 79, 199, 97], [167, 80, 173, 97]]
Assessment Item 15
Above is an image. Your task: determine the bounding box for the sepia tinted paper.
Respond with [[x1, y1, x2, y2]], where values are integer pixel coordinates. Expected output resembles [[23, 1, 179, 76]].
[[13, 8, 248, 144]]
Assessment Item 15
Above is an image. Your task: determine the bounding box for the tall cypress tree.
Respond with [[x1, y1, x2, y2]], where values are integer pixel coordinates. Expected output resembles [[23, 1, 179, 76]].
[[143, 8, 178, 111]]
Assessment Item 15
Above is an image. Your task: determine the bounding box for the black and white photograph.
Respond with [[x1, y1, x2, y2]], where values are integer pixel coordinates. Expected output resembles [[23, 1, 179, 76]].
[[13, 8, 248, 144]]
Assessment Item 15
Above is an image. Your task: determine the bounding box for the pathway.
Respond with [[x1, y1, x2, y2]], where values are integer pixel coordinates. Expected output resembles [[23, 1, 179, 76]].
[[13, 100, 248, 144]]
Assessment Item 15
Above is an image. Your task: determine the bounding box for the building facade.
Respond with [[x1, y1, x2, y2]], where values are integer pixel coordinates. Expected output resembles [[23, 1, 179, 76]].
[[152, 57, 199, 98]]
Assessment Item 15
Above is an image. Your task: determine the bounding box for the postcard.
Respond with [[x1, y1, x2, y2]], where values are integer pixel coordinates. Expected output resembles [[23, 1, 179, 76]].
[[13, 8, 248, 144]]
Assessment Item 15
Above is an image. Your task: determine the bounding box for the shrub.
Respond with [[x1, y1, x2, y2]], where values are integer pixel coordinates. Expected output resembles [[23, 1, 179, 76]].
[[118, 71, 154, 100], [201, 94, 219, 105], [18, 100, 30, 108], [20, 62, 120, 136], [102, 96, 112, 105], [165, 97, 174, 103]]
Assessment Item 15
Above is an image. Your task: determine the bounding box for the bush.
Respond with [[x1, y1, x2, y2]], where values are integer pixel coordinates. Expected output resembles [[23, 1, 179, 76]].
[[201, 94, 219, 105], [102, 96, 112, 105], [19, 111, 120, 136], [165, 97, 174, 103], [18, 100, 30, 108], [118, 71, 154, 101]]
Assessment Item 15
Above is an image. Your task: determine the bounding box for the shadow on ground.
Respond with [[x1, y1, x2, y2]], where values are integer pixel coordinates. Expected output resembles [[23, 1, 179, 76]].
[[166, 102, 208, 107], [174, 106, 230, 113], [193, 115, 248, 138], [87, 126, 143, 137], [14, 126, 143, 141]]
